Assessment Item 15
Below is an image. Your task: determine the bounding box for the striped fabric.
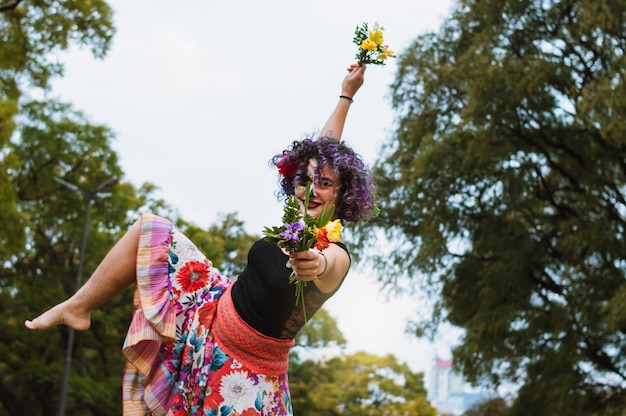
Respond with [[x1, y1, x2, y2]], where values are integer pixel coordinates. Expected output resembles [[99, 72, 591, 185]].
[[122, 213, 178, 415]]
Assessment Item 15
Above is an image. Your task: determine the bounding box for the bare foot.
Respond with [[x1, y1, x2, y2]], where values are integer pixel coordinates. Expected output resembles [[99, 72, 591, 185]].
[[25, 300, 91, 331]]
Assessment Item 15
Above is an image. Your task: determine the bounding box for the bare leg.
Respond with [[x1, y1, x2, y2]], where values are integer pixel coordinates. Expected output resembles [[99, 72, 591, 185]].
[[25, 220, 141, 331]]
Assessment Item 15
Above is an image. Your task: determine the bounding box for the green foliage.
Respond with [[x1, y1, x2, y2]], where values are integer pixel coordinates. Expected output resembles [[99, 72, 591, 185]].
[[356, 0, 626, 413], [290, 306, 346, 368], [291, 309, 436, 415], [0, 0, 116, 264], [263, 194, 309, 252], [1, 97, 138, 415], [463, 397, 510, 416], [289, 350, 437, 415], [293, 307, 347, 352], [0, 0, 115, 92]]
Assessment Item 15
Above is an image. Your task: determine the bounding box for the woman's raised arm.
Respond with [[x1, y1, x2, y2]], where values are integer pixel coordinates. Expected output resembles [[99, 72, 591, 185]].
[[318, 63, 366, 141]]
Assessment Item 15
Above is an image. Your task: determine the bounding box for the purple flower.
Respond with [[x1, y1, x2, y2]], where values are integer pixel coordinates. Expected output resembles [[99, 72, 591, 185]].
[[279, 221, 304, 243]]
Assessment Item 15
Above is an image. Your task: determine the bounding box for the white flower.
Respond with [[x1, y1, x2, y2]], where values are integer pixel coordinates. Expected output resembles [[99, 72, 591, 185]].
[[230, 359, 243, 370], [219, 371, 257, 412], [257, 377, 278, 409]]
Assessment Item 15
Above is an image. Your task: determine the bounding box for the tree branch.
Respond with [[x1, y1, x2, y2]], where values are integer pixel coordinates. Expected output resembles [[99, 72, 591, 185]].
[[0, 0, 22, 12]]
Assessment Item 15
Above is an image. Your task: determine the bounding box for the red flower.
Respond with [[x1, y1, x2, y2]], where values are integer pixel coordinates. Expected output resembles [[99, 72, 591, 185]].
[[161, 341, 175, 358], [313, 227, 331, 251], [276, 155, 298, 178], [171, 286, 181, 301], [172, 393, 184, 408], [172, 408, 186, 416], [198, 302, 217, 329], [176, 261, 210, 293], [203, 381, 225, 410]]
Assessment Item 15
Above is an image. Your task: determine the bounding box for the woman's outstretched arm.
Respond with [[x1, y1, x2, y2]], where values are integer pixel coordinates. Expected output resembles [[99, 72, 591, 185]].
[[318, 63, 366, 141]]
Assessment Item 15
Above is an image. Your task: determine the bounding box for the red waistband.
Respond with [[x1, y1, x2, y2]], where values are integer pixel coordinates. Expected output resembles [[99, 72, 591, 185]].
[[214, 284, 294, 375]]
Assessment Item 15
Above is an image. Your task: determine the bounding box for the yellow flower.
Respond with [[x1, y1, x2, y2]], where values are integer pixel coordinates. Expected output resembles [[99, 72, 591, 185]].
[[360, 39, 378, 51], [377, 45, 396, 60], [325, 219, 343, 242], [369, 23, 384, 46]]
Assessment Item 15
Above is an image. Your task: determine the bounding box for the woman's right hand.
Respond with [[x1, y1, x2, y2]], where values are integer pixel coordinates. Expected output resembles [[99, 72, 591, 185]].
[[288, 249, 325, 282]]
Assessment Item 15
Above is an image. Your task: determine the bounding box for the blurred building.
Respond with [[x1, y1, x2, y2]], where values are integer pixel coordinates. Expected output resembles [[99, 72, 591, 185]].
[[428, 357, 484, 415]]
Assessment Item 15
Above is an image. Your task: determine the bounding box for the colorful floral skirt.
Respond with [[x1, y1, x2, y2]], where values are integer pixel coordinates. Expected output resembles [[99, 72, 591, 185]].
[[121, 213, 294, 416]]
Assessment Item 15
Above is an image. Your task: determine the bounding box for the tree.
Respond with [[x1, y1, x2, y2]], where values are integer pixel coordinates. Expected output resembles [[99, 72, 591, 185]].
[[288, 289, 434, 416], [1, 98, 140, 415], [0, 0, 115, 264], [290, 350, 436, 416], [360, 0, 626, 414], [463, 397, 510, 416], [0, 0, 114, 94], [293, 307, 347, 352]]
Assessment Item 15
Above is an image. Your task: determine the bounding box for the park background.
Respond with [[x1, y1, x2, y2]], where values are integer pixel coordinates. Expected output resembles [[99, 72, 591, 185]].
[[7, 0, 623, 414]]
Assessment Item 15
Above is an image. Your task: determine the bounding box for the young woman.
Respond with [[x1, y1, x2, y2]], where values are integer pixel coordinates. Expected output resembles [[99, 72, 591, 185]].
[[26, 63, 377, 415]]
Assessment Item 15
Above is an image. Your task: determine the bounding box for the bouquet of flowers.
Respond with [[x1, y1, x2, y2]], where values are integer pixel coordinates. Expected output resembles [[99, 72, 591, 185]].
[[353, 22, 396, 66], [263, 176, 342, 321]]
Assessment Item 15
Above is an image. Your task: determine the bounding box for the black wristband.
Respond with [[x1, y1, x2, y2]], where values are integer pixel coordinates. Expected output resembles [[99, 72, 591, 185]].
[[316, 252, 328, 277], [339, 95, 354, 103]]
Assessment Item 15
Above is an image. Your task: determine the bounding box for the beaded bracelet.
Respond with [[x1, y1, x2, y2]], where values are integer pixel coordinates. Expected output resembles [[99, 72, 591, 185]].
[[339, 95, 354, 103]]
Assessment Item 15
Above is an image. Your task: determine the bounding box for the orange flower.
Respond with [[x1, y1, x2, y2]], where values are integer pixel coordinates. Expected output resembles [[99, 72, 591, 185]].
[[176, 261, 210, 293], [313, 227, 331, 250]]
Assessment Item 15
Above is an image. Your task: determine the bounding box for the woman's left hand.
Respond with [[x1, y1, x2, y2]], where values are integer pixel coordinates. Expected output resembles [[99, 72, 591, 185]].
[[289, 249, 325, 281]]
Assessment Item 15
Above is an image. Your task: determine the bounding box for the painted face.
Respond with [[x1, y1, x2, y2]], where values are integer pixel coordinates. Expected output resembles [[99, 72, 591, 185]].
[[294, 159, 340, 219]]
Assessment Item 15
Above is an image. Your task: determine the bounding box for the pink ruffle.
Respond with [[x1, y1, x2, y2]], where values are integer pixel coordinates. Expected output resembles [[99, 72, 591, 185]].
[[122, 213, 177, 415]]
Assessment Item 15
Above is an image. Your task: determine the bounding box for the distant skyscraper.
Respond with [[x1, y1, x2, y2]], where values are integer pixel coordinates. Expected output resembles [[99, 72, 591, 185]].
[[428, 357, 483, 415]]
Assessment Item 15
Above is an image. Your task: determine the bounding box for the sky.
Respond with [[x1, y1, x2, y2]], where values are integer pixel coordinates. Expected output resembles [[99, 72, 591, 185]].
[[47, 0, 460, 379]]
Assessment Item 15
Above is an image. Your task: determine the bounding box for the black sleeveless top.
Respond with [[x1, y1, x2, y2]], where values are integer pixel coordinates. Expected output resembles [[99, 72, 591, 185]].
[[230, 238, 350, 340]]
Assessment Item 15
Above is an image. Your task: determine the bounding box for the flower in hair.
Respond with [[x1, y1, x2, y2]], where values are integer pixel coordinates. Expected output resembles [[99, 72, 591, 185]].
[[276, 154, 299, 178]]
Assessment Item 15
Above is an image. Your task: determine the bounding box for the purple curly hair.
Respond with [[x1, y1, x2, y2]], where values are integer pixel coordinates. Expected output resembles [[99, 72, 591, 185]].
[[270, 136, 377, 223]]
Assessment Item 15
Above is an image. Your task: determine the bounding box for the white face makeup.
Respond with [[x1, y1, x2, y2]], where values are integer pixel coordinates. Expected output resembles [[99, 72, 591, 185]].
[[293, 159, 339, 219]]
